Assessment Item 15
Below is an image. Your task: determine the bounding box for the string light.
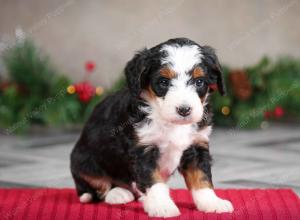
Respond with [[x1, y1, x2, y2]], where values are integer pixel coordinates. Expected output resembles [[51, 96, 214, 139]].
[[221, 106, 230, 116]]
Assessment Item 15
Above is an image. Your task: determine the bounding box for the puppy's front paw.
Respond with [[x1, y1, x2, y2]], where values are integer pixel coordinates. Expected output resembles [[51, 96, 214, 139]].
[[143, 196, 180, 218], [142, 183, 180, 218], [192, 188, 234, 213]]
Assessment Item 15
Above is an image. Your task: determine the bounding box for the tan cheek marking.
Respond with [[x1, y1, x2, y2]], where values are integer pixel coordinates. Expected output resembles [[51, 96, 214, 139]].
[[200, 96, 205, 103], [192, 67, 205, 78], [192, 141, 209, 149], [80, 174, 112, 194], [145, 86, 156, 100], [160, 67, 176, 79], [182, 167, 212, 190], [152, 169, 166, 182]]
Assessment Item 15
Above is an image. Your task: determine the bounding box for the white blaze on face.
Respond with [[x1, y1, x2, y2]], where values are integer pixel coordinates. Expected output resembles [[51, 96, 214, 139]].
[[158, 44, 204, 124], [161, 44, 203, 73]]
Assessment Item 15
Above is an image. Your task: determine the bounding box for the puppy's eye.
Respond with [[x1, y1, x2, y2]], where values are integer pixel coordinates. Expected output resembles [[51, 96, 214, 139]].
[[195, 78, 205, 88], [158, 78, 170, 88]]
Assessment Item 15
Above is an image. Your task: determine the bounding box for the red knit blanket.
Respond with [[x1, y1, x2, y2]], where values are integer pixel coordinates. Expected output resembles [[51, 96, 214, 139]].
[[0, 188, 299, 220]]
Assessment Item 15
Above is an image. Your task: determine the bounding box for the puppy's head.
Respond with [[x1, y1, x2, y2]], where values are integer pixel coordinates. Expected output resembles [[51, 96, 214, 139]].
[[125, 38, 225, 124]]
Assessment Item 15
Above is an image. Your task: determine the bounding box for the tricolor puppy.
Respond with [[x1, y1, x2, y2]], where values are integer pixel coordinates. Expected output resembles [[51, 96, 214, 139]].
[[70, 38, 233, 217]]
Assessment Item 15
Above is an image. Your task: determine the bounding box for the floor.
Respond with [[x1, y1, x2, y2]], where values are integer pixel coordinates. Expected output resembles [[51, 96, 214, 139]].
[[0, 125, 300, 195]]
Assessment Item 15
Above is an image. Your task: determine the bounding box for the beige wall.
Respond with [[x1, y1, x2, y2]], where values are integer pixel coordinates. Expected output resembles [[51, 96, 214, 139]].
[[1, 0, 300, 88]]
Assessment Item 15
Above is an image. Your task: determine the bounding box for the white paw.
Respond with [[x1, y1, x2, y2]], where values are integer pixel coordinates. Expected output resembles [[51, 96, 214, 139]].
[[192, 188, 234, 213], [142, 183, 180, 218], [79, 193, 93, 203], [105, 187, 135, 204]]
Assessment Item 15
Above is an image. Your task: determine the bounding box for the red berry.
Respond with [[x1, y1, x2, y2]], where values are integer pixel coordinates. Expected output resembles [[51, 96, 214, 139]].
[[85, 61, 95, 72], [209, 84, 218, 91], [76, 81, 95, 102], [274, 106, 284, 118], [75, 83, 83, 93], [79, 93, 91, 102], [264, 111, 272, 119]]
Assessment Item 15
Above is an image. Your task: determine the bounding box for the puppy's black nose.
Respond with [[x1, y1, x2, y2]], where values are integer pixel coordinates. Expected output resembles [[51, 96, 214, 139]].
[[176, 105, 191, 117]]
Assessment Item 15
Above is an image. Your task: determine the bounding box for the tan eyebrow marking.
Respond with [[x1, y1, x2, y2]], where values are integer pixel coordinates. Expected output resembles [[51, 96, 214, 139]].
[[192, 67, 205, 78], [160, 67, 176, 79]]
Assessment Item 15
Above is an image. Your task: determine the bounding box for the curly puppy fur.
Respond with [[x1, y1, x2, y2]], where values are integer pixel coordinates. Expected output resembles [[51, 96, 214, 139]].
[[70, 38, 233, 217]]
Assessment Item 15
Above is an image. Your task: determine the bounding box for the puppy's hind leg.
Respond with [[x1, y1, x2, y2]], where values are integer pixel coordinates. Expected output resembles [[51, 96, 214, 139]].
[[72, 172, 111, 203], [72, 172, 97, 203]]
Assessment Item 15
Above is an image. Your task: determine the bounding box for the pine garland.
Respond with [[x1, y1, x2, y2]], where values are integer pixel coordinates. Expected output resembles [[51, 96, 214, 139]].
[[0, 39, 102, 134], [1, 39, 299, 133], [212, 57, 300, 128]]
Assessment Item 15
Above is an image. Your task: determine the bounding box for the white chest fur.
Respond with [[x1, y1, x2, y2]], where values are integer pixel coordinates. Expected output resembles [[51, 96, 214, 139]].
[[135, 119, 212, 179]]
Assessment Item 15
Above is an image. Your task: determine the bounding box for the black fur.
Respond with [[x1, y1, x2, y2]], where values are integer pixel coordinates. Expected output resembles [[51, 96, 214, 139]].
[[130, 146, 160, 192], [201, 46, 226, 95], [179, 145, 213, 186], [70, 38, 225, 201]]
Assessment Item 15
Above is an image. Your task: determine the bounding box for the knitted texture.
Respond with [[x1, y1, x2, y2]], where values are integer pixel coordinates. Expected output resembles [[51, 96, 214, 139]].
[[0, 188, 299, 220]]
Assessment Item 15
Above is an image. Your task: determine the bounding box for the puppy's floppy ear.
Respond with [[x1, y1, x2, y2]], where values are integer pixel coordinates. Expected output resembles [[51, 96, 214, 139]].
[[125, 48, 149, 97], [202, 46, 226, 95]]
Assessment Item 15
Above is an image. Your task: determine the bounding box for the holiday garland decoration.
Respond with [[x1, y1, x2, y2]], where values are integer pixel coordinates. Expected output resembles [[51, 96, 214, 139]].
[[212, 57, 300, 128], [229, 70, 252, 100], [0, 39, 103, 133], [66, 61, 104, 103], [264, 106, 285, 120], [1, 38, 299, 133]]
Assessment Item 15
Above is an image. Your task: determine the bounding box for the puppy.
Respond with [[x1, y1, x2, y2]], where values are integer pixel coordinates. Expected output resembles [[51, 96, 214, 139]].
[[70, 38, 233, 217]]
